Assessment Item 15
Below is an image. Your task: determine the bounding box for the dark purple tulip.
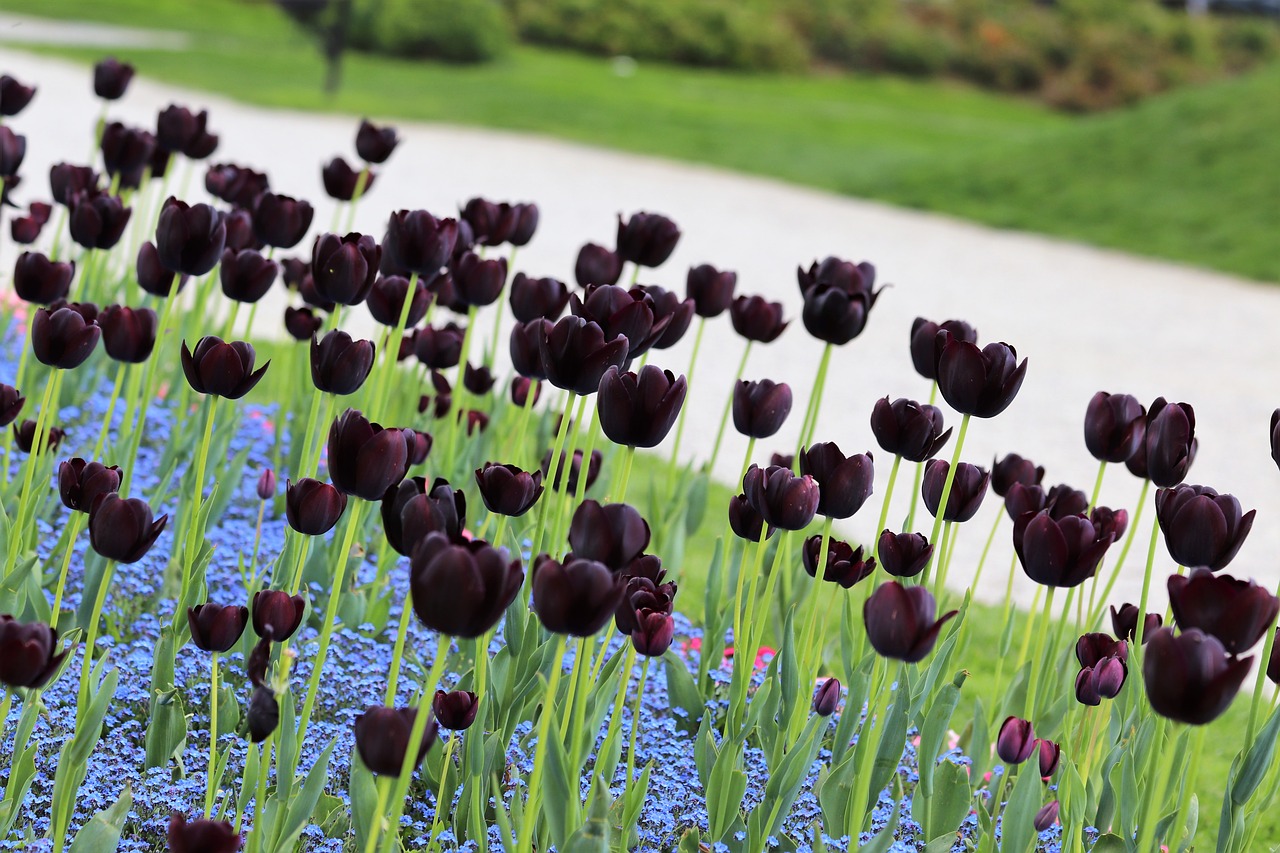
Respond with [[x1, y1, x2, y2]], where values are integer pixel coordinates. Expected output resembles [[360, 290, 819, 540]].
[[729, 294, 788, 344], [14, 252, 74, 304], [219, 248, 278, 303], [410, 533, 523, 637], [284, 306, 323, 341], [1267, 629, 1280, 685], [220, 208, 259, 252], [155, 198, 226, 276], [1142, 627, 1251, 725], [532, 555, 627, 636], [252, 193, 313, 249], [728, 493, 771, 542], [1110, 604, 1162, 644], [732, 379, 792, 440], [247, 685, 279, 742], [632, 608, 675, 657], [686, 264, 736, 318], [181, 337, 269, 399], [568, 501, 650, 570], [0, 385, 22, 428], [87, 495, 164, 562], [49, 163, 98, 207], [187, 602, 248, 653], [155, 104, 201, 153], [1034, 801, 1060, 833], [166, 813, 240, 853], [802, 535, 875, 588], [406, 430, 433, 465], [799, 443, 874, 519], [415, 322, 466, 370], [0, 127, 21, 178], [311, 232, 380, 306], [799, 267, 882, 346], [1271, 408, 1280, 473], [1168, 569, 1279, 655], [869, 397, 951, 463], [327, 408, 412, 501], [251, 590, 305, 642], [0, 616, 65, 690], [996, 716, 1036, 764], [813, 678, 841, 717], [540, 316, 630, 396], [934, 333, 1027, 419], [504, 318, 546, 381], [614, 575, 675, 635], [743, 464, 820, 531], [183, 114, 218, 160], [575, 242, 622, 287], [32, 306, 100, 370], [296, 272, 335, 312], [69, 191, 131, 249], [616, 212, 680, 268], [921, 460, 989, 523], [98, 305, 157, 363], [990, 453, 1044, 498], [93, 58, 134, 100], [636, 284, 695, 349], [1091, 505, 1128, 543], [876, 530, 932, 578], [367, 275, 430, 327], [571, 284, 667, 360], [393, 477, 466, 554], [1076, 633, 1128, 668], [1130, 398, 1197, 487], [1035, 739, 1061, 779], [1155, 484, 1254, 571], [0, 75, 36, 116], [452, 251, 507, 307], [356, 119, 398, 163], [460, 198, 501, 244], [256, 469, 276, 501], [1084, 392, 1146, 464], [310, 330, 375, 396], [1014, 510, 1113, 588], [384, 209, 458, 276], [136, 241, 186, 296], [10, 203, 50, 244], [1076, 656, 1128, 704], [863, 580, 957, 663], [507, 203, 539, 247], [354, 706, 437, 776], [770, 452, 794, 469], [511, 376, 541, 408], [433, 690, 479, 730], [475, 463, 543, 518], [541, 448, 602, 494], [463, 363, 495, 396], [99, 123, 154, 181], [597, 365, 686, 449], [909, 318, 977, 382], [282, 257, 310, 288], [205, 163, 269, 208], [322, 157, 374, 201], [1004, 482, 1047, 521], [510, 273, 569, 323], [13, 420, 64, 454]]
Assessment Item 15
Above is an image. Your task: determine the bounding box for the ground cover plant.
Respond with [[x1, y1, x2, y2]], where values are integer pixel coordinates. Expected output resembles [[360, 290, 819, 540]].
[[2, 59, 1280, 853]]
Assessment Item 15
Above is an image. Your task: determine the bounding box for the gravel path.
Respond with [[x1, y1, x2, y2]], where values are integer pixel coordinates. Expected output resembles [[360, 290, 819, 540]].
[[3, 48, 1278, 612]]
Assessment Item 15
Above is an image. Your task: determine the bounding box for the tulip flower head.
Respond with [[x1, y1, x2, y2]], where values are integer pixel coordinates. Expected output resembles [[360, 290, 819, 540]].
[[799, 443, 874, 519], [181, 336, 269, 399], [934, 332, 1027, 419], [354, 706, 437, 776], [1168, 569, 1278, 655], [93, 58, 135, 100], [922, 460, 989, 523], [187, 602, 249, 653], [876, 530, 932, 578], [532, 554, 627, 636], [58, 458, 121, 513], [433, 689, 479, 730], [326, 408, 412, 501], [1142, 627, 1251, 725], [0, 616, 67, 690], [410, 533, 522, 638], [732, 379, 792, 440], [166, 813, 240, 853], [863, 581, 957, 663], [575, 242, 623, 287], [729, 295, 788, 344], [869, 397, 951, 463], [990, 453, 1044, 498], [1155, 484, 1254, 571], [32, 306, 100, 370], [686, 264, 737, 318], [251, 590, 306, 642], [910, 318, 977, 382], [616, 211, 680, 268], [88, 494, 166, 563], [286, 478, 347, 536], [996, 716, 1036, 764], [743, 464, 820, 531], [475, 462, 544, 518], [1110, 603, 1162, 644], [14, 252, 74, 305], [802, 535, 875, 588], [1127, 398, 1197, 487], [1084, 392, 1146, 464], [813, 678, 841, 717], [597, 365, 687, 449]]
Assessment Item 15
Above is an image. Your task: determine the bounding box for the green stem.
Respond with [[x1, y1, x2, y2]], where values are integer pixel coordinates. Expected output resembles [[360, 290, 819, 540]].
[[77, 559, 118, 713], [424, 735, 457, 849], [91, 361, 129, 460], [625, 656, 651, 790], [518, 633, 569, 853], [1087, 479, 1150, 628], [611, 445, 636, 503], [48, 513, 86, 632], [796, 343, 834, 457], [205, 653, 220, 818], [666, 316, 706, 473], [1021, 586, 1056, 721], [1245, 579, 1280, 747], [873, 454, 903, 546], [706, 341, 752, 474], [6, 369, 60, 575], [922, 413, 971, 586], [1133, 509, 1163, 650], [364, 775, 393, 853], [183, 396, 219, 580]]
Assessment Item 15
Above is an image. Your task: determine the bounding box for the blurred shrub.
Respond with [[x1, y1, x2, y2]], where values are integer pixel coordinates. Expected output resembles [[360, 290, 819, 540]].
[[331, 0, 510, 62]]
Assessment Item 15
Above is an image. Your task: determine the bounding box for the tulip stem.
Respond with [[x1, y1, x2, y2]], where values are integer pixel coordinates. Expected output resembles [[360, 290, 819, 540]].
[[91, 361, 129, 460], [666, 316, 706, 475], [364, 775, 393, 853], [933, 521, 956, 601], [531, 391, 576, 562], [1087, 478, 1150, 629], [6, 368, 61, 578], [1087, 460, 1107, 512], [484, 251, 515, 368], [371, 271, 420, 420], [382, 582, 418, 706], [1021, 586, 1055, 722], [706, 341, 752, 475], [612, 445, 636, 503], [77, 559, 117, 715], [1135, 716, 1170, 852], [1245, 577, 1280, 747], [846, 654, 893, 838], [967, 510, 1003, 596], [0, 315, 33, 482], [510, 380, 539, 465], [1170, 725, 1205, 852], [442, 304, 480, 473], [550, 394, 588, 552], [467, 632, 491, 844], [801, 517, 835, 673], [376, 632, 452, 853], [1133, 510, 1163, 651], [296, 499, 364, 749], [727, 532, 770, 737], [49, 512, 86, 632], [625, 655, 651, 790], [796, 343, 834, 459], [923, 413, 970, 588], [517, 633, 569, 853], [204, 652, 220, 818], [425, 734, 457, 849], [873, 454, 903, 562]]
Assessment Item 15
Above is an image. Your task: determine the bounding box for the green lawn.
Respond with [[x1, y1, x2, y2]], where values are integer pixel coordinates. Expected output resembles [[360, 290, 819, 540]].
[[5, 0, 1278, 282]]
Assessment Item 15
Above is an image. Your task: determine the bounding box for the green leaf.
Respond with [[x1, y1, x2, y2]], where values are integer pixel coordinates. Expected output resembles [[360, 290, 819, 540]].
[[541, 713, 577, 850], [777, 609, 801, 735], [562, 774, 610, 853], [816, 752, 856, 833], [678, 827, 702, 853], [707, 738, 747, 841], [919, 759, 972, 841], [917, 670, 966, 798], [998, 767, 1042, 853], [685, 469, 710, 535], [868, 688, 909, 811], [1233, 704, 1280, 806], [748, 713, 825, 843], [1089, 834, 1128, 853], [860, 799, 902, 853], [663, 648, 704, 735], [69, 785, 132, 853], [271, 741, 336, 853]]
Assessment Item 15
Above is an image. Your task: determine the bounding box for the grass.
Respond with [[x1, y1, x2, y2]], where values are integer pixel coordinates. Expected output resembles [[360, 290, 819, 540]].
[[4, 0, 1278, 282]]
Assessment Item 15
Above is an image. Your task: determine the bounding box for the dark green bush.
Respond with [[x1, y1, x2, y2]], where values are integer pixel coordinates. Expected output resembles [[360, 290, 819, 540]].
[[344, 0, 510, 63]]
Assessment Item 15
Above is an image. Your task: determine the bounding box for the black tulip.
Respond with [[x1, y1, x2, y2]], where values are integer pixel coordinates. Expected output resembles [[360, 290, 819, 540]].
[[1142, 627, 1251, 725], [509, 273, 569, 322], [743, 464, 820, 531], [284, 306, 323, 341], [1084, 392, 1146, 464], [1168, 569, 1279, 655], [98, 305, 157, 363], [539, 316, 629, 396], [286, 478, 347, 535], [181, 336, 269, 399], [1271, 409, 1280, 474], [452, 251, 507, 307], [69, 191, 131, 250], [310, 331, 375, 396], [367, 275, 430, 327], [568, 500, 651, 570], [433, 690, 479, 730], [253, 192, 314, 249], [616, 212, 680, 268], [996, 716, 1036, 764], [322, 157, 374, 201], [799, 258, 882, 346], [614, 575, 675, 636], [167, 813, 240, 853], [49, 163, 99, 207], [136, 241, 187, 296], [869, 396, 951, 463], [1155, 484, 1254, 571], [1014, 510, 1113, 588], [728, 493, 771, 542], [686, 264, 736, 318], [0, 127, 22, 177], [863, 580, 957, 663], [1128, 398, 1197, 487], [251, 590, 306, 642], [155, 198, 226, 276], [475, 463, 543, 517], [597, 365, 686, 449], [327, 408, 412, 501], [632, 608, 675, 657], [636, 284, 695, 349], [415, 322, 466, 370], [990, 453, 1044, 498], [13, 420, 64, 454], [813, 678, 841, 717], [575, 242, 623, 287], [802, 535, 875, 588], [922, 460, 989, 523], [11, 204, 50, 245], [187, 602, 248, 652], [14, 252, 74, 304], [99, 123, 154, 180], [93, 58, 134, 99], [206, 163, 269, 208], [356, 119, 399, 163], [532, 554, 627, 636], [729, 295, 788, 343], [354, 706, 437, 776], [0, 75, 36, 117], [311, 232, 380, 306], [541, 448, 602, 494], [0, 616, 66, 689], [219, 248, 278, 304], [509, 319, 550, 380], [410, 533, 523, 637], [221, 208, 259, 252], [384, 209, 458, 276], [511, 376, 541, 408], [909, 318, 977, 382], [247, 685, 279, 743], [0, 385, 24, 428], [1110, 603, 1162, 644], [570, 284, 666, 360], [876, 530, 932, 578], [463, 363, 495, 395], [935, 332, 1028, 419], [732, 379, 792, 440], [799, 443, 874, 519], [32, 306, 100, 370]]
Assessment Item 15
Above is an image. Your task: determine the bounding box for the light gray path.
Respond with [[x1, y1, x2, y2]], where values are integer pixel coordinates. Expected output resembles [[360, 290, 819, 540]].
[[0, 14, 187, 49], [3, 48, 1278, 615]]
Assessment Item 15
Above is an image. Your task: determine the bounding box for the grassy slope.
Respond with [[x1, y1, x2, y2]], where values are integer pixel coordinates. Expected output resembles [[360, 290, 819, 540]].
[[7, 0, 1278, 282]]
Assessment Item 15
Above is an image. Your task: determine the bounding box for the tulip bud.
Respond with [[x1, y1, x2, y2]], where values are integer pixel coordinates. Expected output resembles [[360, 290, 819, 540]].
[[686, 264, 736, 318], [1110, 604, 1161, 644], [206, 162, 269, 208], [354, 706, 437, 775], [327, 409, 412, 501], [732, 379, 792, 440], [802, 535, 875, 588], [286, 478, 347, 535], [1076, 633, 1128, 668], [729, 295, 788, 343], [614, 575, 675, 635], [0, 75, 36, 117], [322, 157, 375, 201], [909, 318, 977, 381], [532, 555, 627, 636], [284, 306, 324, 341], [252, 590, 306, 642], [136, 241, 187, 297], [935, 332, 1028, 419], [509, 273, 569, 322], [597, 365, 686, 449], [410, 534, 523, 638], [996, 716, 1036, 764], [32, 306, 101, 370], [799, 443, 874, 519], [632, 608, 675, 657], [181, 336, 270, 399], [1084, 392, 1146, 464], [253, 192, 314, 249], [59, 458, 122, 513], [98, 304, 158, 363], [1168, 569, 1278, 655], [14, 252, 74, 304], [869, 397, 950, 463], [990, 453, 1044, 498], [575, 242, 623, 287], [1142, 627, 1251, 725], [570, 284, 669, 360], [395, 477, 466, 554], [568, 501, 651, 570], [310, 331, 375, 396], [167, 814, 239, 853], [1092, 656, 1128, 699], [311, 232, 380, 306], [1035, 739, 1061, 778], [1075, 667, 1102, 707], [367, 274, 430, 327], [11, 204, 50, 244], [0, 616, 67, 689], [728, 493, 771, 543], [357, 119, 399, 163], [13, 419, 64, 454], [93, 57, 135, 100], [616, 211, 680, 268], [1155, 484, 1254, 572], [922, 460, 989, 523], [798, 256, 882, 346], [452, 251, 507, 307], [743, 464, 820, 531], [384, 209, 458, 276], [463, 363, 495, 396], [433, 689, 479, 730], [50, 163, 98, 207], [247, 685, 279, 743], [0, 385, 23, 428], [540, 316, 630, 396], [876, 530, 932, 578], [1034, 800, 1060, 832], [541, 448, 602, 495], [69, 191, 132, 249], [187, 602, 249, 653], [637, 284, 695, 350], [475, 463, 544, 518], [219, 247, 278, 304], [813, 678, 841, 717], [863, 581, 956, 663]]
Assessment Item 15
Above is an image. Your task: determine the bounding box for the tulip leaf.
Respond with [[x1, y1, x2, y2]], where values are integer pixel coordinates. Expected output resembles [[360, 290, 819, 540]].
[[541, 703, 578, 850], [816, 754, 855, 834], [1089, 834, 1128, 853], [621, 760, 654, 842], [663, 649, 704, 735], [868, 688, 909, 811], [749, 712, 824, 844], [919, 759, 972, 841], [562, 773, 610, 853], [678, 827, 702, 853], [685, 470, 710, 535], [702, 537, 725, 636], [271, 741, 336, 853], [917, 670, 967, 798], [778, 609, 801, 733], [909, 594, 967, 722], [831, 654, 873, 768], [859, 798, 901, 853], [707, 737, 747, 841], [1233, 704, 1280, 806], [998, 766, 1042, 853], [69, 785, 131, 853]]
